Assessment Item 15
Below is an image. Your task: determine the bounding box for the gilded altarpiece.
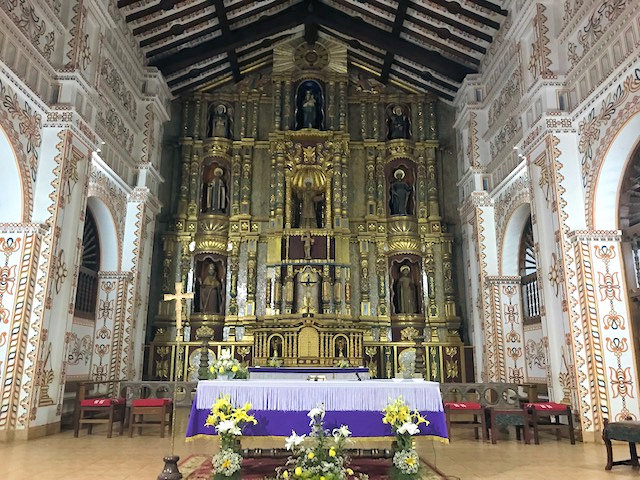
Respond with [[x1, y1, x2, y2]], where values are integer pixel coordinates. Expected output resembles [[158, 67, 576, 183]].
[[150, 38, 470, 381]]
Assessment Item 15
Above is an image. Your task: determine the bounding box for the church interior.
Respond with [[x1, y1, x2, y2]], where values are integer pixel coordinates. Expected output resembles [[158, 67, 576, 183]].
[[1, 0, 640, 479]]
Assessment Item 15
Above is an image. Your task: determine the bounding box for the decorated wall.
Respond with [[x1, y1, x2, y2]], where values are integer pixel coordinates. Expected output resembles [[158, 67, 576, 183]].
[[0, 0, 170, 441], [456, 0, 640, 438]]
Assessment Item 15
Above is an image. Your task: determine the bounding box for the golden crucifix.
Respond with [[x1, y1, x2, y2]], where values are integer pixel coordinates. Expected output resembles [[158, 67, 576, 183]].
[[163, 281, 194, 341]]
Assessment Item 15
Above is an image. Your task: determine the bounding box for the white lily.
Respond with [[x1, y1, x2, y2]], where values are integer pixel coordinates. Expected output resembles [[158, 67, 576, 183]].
[[216, 419, 241, 435], [284, 430, 306, 450], [333, 425, 351, 439], [307, 405, 325, 426], [397, 422, 420, 435], [219, 349, 232, 360]]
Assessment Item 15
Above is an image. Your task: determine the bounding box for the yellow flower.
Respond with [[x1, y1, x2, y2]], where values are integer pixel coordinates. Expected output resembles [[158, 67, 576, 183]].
[[320, 477, 326, 480], [232, 365, 239, 372], [346, 468, 354, 475], [328, 448, 336, 457], [221, 459, 232, 469], [219, 366, 225, 373], [209, 366, 215, 373], [295, 467, 302, 476], [282, 471, 289, 479], [405, 456, 416, 466], [307, 451, 315, 460]]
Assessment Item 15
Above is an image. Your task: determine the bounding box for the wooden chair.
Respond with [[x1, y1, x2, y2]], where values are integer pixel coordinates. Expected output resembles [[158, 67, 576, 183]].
[[443, 401, 487, 441], [487, 407, 531, 444], [73, 380, 126, 438], [603, 418, 640, 470], [128, 398, 173, 437], [524, 402, 575, 444]]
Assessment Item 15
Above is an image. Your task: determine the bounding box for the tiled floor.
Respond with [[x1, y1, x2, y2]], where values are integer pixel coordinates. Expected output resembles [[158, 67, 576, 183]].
[[0, 409, 636, 479]]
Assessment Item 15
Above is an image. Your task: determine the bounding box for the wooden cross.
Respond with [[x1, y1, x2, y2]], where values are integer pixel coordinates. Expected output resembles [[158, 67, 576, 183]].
[[164, 282, 194, 340]]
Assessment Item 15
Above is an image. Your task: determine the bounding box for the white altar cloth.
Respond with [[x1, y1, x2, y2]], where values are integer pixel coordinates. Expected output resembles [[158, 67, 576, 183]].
[[248, 366, 371, 380], [195, 379, 443, 412]]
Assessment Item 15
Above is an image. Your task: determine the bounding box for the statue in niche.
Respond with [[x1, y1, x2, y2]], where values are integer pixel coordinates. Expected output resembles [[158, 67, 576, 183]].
[[207, 104, 230, 138], [395, 265, 417, 314], [295, 81, 323, 130], [295, 266, 320, 314], [203, 167, 227, 213], [302, 231, 314, 259], [389, 169, 412, 215], [302, 90, 316, 128], [388, 105, 409, 139], [199, 263, 223, 314], [299, 179, 323, 228]]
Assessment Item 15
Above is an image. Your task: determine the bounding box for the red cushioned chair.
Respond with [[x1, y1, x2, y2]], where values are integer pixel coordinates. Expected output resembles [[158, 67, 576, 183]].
[[524, 402, 575, 444], [74, 396, 126, 438], [128, 398, 173, 437], [443, 401, 487, 441]]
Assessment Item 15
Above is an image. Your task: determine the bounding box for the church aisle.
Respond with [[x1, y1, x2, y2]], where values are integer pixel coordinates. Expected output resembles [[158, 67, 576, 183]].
[[0, 410, 634, 480]]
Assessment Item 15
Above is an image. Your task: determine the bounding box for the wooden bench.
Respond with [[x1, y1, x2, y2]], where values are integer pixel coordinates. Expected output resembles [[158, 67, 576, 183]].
[[603, 418, 640, 470], [440, 383, 519, 442]]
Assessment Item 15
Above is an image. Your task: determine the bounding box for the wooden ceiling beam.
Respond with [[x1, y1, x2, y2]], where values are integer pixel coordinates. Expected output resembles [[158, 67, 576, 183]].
[[125, 0, 182, 23], [133, 1, 212, 36], [380, 0, 409, 84], [213, 0, 241, 83], [467, 0, 508, 16], [152, 2, 306, 75], [313, 2, 473, 82], [422, 0, 501, 30]]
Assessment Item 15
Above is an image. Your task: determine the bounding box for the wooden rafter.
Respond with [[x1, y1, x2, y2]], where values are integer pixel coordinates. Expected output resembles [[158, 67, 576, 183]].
[[213, 0, 241, 82], [380, 0, 409, 84]]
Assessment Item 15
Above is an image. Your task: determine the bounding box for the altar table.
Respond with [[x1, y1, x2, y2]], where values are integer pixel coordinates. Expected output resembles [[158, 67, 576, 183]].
[[185, 379, 448, 441], [248, 366, 371, 380]]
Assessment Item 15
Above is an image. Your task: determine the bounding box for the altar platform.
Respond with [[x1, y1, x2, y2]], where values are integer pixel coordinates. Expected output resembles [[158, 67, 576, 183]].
[[185, 379, 448, 441], [248, 366, 370, 380]]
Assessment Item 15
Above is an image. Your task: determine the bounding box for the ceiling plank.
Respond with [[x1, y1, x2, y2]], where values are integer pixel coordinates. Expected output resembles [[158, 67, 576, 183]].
[[424, 0, 500, 30], [151, 2, 307, 75], [312, 2, 474, 82], [380, 0, 409, 84], [133, 1, 213, 36], [213, 0, 241, 82], [466, 0, 508, 16], [140, 12, 217, 48]]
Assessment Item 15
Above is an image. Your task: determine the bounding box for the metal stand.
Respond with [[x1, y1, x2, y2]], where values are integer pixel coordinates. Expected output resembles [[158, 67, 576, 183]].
[[158, 332, 185, 480]]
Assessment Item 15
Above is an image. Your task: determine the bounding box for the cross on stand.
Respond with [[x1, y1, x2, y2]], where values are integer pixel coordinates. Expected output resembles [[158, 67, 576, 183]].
[[158, 281, 194, 480], [163, 281, 194, 341]]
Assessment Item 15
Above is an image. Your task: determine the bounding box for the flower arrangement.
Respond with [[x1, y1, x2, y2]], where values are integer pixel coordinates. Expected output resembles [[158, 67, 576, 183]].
[[268, 405, 368, 480], [334, 358, 351, 368], [205, 394, 257, 479], [381, 396, 428, 479], [208, 349, 247, 379]]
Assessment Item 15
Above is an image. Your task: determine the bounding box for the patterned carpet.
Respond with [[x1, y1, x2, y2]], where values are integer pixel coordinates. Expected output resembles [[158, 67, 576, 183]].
[[178, 454, 443, 479]]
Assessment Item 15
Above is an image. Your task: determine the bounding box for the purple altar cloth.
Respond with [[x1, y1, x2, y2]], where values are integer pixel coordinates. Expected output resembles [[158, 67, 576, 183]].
[[185, 394, 448, 439]]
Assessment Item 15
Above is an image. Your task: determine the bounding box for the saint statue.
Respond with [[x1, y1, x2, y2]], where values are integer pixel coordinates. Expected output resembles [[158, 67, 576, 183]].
[[302, 231, 314, 259], [204, 167, 227, 213], [199, 263, 223, 314], [396, 265, 417, 314], [207, 104, 230, 138], [299, 179, 323, 228], [389, 169, 412, 215], [302, 90, 316, 128], [389, 105, 409, 139]]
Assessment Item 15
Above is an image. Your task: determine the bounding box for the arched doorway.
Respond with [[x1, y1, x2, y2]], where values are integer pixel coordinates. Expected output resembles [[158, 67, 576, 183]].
[[0, 125, 25, 222]]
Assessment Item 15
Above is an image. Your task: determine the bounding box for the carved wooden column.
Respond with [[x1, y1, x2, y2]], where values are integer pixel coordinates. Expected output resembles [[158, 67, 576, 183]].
[[332, 150, 342, 225], [193, 94, 203, 139], [341, 150, 348, 219], [376, 241, 388, 317], [177, 140, 191, 225], [251, 96, 259, 138], [427, 100, 437, 140], [372, 103, 379, 140], [188, 151, 201, 224], [285, 171, 293, 229], [240, 98, 248, 138], [322, 264, 332, 313], [338, 81, 347, 130], [283, 265, 294, 313], [269, 151, 278, 221], [426, 147, 441, 224], [423, 241, 437, 339], [416, 102, 425, 141], [231, 148, 242, 216], [283, 80, 292, 130], [241, 147, 252, 215], [366, 147, 376, 215], [416, 147, 428, 219], [375, 154, 386, 217], [442, 238, 458, 339], [360, 101, 367, 140], [182, 98, 191, 136], [228, 241, 240, 316], [359, 240, 370, 315], [327, 80, 336, 130], [275, 151, 285, 226], [274, 80, 282, 130], [246, 238, 257, 316]]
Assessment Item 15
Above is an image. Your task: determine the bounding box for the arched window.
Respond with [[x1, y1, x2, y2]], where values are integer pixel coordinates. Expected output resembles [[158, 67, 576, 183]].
[[74, 208, 101, 317], [519, 215, 540, 324]]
